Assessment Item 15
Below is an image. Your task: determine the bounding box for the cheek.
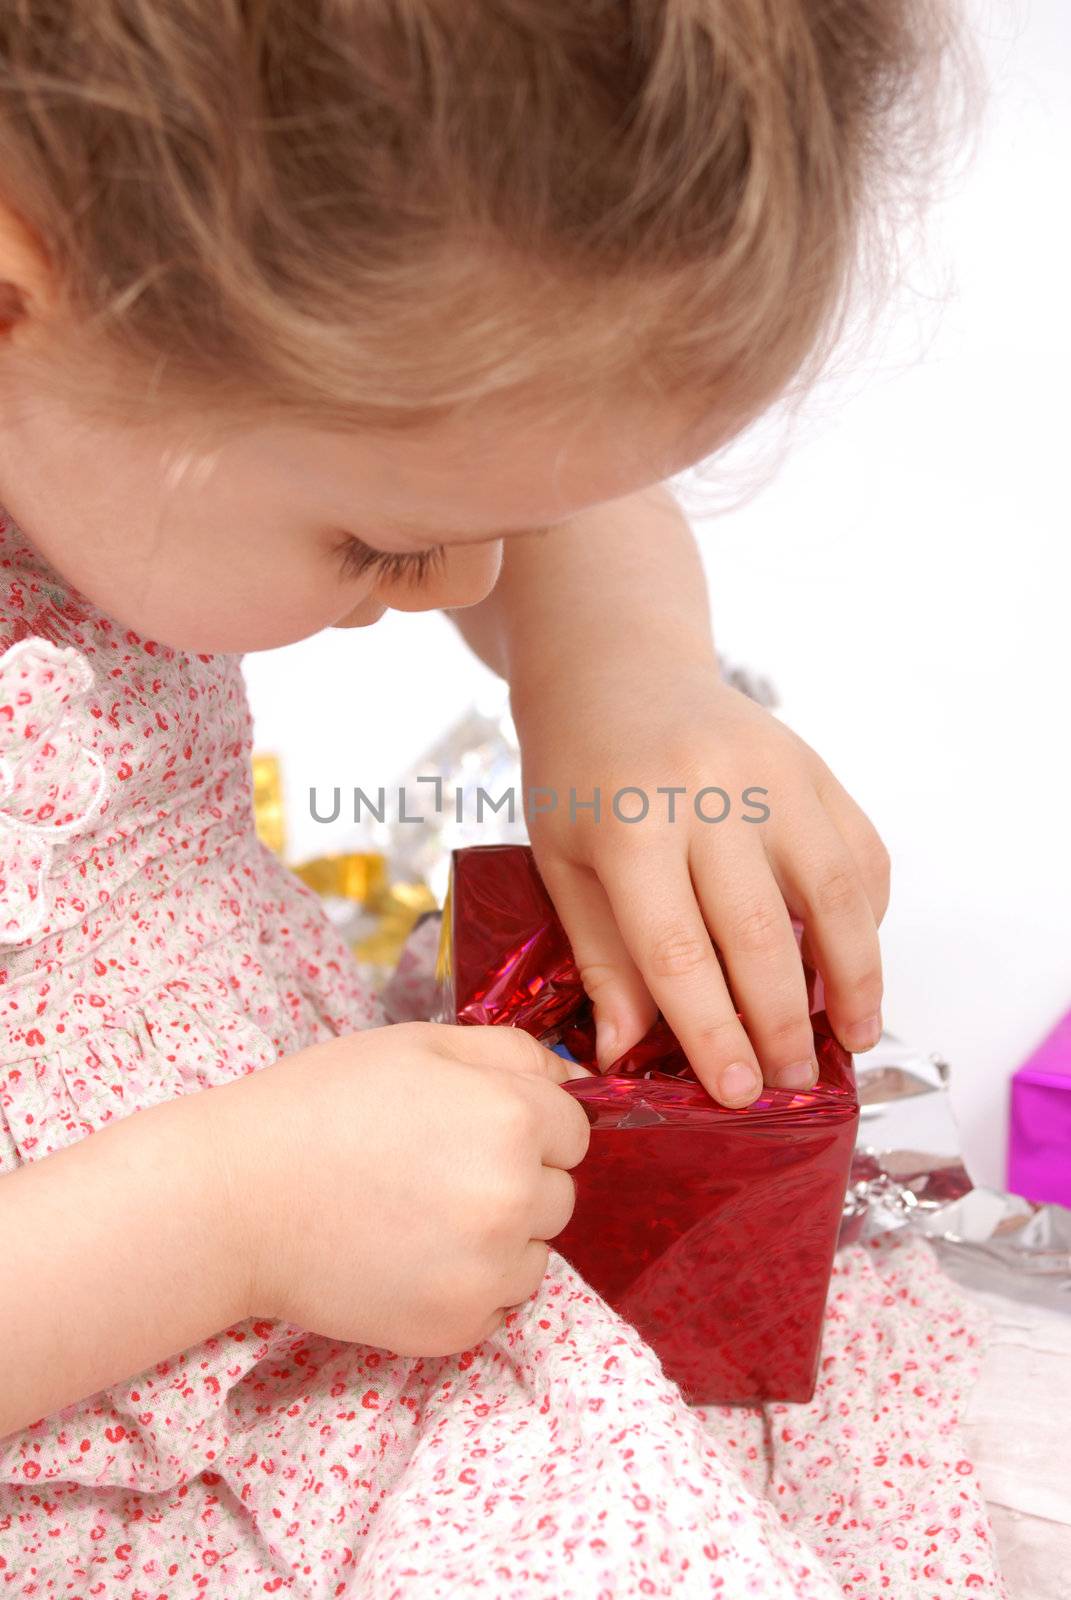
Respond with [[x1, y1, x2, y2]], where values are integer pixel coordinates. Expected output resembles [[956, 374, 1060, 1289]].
[[181, 552, 377, 650], [75, 531, 367, 653], [379, 541, 504, 613]]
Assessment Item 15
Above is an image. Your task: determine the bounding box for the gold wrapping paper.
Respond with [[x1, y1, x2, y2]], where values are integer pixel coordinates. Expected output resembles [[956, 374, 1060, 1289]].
[[353, 882, 438, 966], [434, 877, 453, 985], [252, 751, 435, 968], [293, 852, 388, 907], [251, 753, 287, 858]]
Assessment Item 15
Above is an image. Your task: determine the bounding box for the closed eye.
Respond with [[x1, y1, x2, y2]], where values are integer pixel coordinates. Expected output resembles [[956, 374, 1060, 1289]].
[[336, 536, 446, 586]]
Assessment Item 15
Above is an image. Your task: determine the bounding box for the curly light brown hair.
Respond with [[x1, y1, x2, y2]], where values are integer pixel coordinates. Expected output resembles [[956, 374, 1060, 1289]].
[[0, 1, 962, 433]]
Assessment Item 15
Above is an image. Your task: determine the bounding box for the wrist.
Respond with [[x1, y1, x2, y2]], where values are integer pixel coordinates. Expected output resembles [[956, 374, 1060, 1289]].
[[490, 487, 718, 711], [197, 1074, 278, 1323], [508, 626, 719, 729], [201, 1043, 336, 1324]]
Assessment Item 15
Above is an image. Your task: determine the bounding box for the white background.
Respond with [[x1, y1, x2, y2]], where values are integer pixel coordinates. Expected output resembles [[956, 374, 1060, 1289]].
[[245, 0, 1071, 1189]]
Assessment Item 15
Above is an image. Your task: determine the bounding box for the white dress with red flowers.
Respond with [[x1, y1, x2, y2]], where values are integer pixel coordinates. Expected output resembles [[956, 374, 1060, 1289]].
[[0, 507, 1006, 1600]]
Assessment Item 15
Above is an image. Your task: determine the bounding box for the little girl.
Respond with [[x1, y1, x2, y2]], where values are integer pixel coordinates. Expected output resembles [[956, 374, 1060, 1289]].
[[0, 5, 998, 1598]]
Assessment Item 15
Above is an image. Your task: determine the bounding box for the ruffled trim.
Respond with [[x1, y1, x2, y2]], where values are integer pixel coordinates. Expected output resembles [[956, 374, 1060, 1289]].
[[0, 637, 107, 945]]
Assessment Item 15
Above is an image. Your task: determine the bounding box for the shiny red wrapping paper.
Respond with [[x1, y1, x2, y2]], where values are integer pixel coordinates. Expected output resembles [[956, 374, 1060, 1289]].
[[440, 843, 859, 1405]]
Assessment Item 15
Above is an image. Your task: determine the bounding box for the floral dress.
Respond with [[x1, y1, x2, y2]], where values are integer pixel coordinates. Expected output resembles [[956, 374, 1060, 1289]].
[[0, 506, 1005, 1599]]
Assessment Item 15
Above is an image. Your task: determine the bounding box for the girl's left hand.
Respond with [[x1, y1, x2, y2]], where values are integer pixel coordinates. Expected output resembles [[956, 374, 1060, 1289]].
[[513, 667, 890, 1108]]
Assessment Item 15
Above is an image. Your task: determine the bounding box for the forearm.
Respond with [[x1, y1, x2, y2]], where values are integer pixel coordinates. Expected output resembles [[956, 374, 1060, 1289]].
[[450, 486, 717, 698], [0, 1088, 248, 1438]]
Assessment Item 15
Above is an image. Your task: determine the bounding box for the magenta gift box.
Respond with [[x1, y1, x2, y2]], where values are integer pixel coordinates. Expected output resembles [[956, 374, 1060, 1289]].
[[1008, 1009, 1071, 1206]]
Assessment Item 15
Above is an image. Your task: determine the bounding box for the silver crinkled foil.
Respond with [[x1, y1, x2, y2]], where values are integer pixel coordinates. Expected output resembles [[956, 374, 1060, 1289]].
[[843, 1040, 972, 1240], [845, 1036, 1071, 1313], [370, 691, 526, 905]]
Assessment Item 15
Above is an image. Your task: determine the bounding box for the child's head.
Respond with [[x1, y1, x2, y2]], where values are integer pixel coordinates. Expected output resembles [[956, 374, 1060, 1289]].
[[0, 1, 951, 651]]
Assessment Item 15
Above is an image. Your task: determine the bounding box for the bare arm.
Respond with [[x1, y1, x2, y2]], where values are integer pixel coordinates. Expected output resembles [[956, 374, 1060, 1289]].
[[450, 485, 715, 686], [0, 1090, 246, 1439]]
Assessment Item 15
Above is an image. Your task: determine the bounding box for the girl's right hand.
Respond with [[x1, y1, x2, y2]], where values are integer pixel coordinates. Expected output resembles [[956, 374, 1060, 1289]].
[[209, 1022, 591, 1356]]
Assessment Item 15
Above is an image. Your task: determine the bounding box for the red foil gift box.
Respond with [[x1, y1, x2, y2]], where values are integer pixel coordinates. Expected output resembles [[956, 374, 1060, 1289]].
[[438, 843, 859, 1405]]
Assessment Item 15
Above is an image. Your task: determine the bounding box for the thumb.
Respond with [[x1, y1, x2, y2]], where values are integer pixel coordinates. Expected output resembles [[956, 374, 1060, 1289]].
[[538, 858, 657, 1069]]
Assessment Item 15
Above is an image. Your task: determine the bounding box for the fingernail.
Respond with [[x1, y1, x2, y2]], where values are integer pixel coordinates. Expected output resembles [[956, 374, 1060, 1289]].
[[843, 1013, 882, 1052], [767, 1059, 818, 1091], [717, 1061, 762, 1105]]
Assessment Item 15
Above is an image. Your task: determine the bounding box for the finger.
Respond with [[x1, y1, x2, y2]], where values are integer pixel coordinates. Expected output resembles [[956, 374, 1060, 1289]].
[[813, 769, 892, 923], [430, 1021, 579, 1084], [538, 857, 657, 1067], [529, 1166, 577, 1242], [512, 1072, 592, 1171], [599, 850, 763, 1107], [691, 846, 818, 1092], [769, 810, 884, 1055], [497, 1239, 551, 1312]]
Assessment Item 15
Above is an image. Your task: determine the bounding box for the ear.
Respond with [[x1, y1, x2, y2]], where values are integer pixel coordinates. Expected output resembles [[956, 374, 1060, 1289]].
[[0, 199, 56, 337]]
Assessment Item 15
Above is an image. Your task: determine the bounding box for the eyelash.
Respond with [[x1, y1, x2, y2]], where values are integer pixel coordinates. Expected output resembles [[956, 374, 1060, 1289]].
[[337, 537, 446, 585]]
